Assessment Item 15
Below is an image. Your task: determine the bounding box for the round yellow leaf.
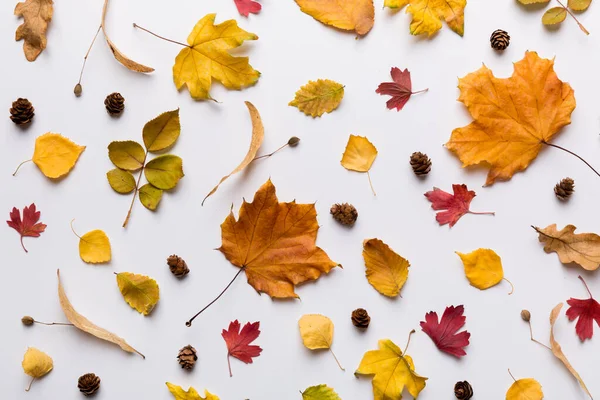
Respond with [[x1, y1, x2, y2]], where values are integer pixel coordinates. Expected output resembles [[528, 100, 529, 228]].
[[298, 314, 333, 350], [456, 248, 504, 290], [22, 347, 53, 378], [79, 230, 111, 264], [108, 141, 145, 171], [107, 168, 136, 194], [341, 135, 378, 172], [32, 133, 85, 179], [506, 378, 543, 400], [542, 7, 567, 25], [363, 238, 410, 297], [116, 272, 160, 316]]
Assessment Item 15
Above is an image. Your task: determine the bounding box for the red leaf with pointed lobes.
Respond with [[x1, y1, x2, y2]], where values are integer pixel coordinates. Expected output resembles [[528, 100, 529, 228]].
[[222, 320, 262, 377], [420, 305, 470, 357], [424, 184, 494, 227], [6, 203, 46, 253], [376, 67, 427, 111], [234, 0, 261, 16], [566, 276, 600, 342]]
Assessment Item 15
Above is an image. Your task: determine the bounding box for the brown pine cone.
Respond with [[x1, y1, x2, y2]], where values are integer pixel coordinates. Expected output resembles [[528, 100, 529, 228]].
[[104, 92, 125, 116], [177, 345, 198, 370], [554, 177, 575, 201], [410, 152, 431, 176], [351, 308, 370, 329], [10, 98, 35, 125], [330, 203, 358, 226], [78, 373, 101, 396], [490, 29, 510, 50], [168, 254, 189, 277], [454, 381, 473, 400]]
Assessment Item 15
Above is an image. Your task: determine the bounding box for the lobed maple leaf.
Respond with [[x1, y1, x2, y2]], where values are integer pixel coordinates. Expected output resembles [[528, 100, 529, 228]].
[[424, 184, 494, 227], [221, 320, 262, 377], [376, 67, 427, 111], [234, 0, 261, 16], [566, 276, 600, 342], [420, 305, 470, 357], [7, 203, 46, 253]]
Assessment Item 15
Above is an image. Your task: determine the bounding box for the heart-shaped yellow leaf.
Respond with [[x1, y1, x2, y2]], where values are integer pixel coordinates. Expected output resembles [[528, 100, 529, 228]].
[[506, 377, 543, 400], [30, 133, 85, 178], [79, 230, 111, 264]]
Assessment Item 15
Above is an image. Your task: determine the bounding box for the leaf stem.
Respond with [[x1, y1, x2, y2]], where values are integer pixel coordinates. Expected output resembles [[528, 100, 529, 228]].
[[76, 25, 102, 90], [503, 278, 515, 295], [367, 171, 376, 196], [542, 141, 600, 179], [25, 377, 35, 392], [467, 210, 495, 216], [329, 348, 345, 371], [556, 0, 590, 35], [508, 368, 517, 382], [70, 219, 82, 240], [123, 152, 147, 228], [12, 159, 32, 176], [227, 354, 233, 377], [186, 267, 246, 327], [412, 88, 429, 95], [578, 275, 594, 298], [526, 319, 552, 350], [403, 329, 416, 353], [133, 23, 190, 48], [20, 236, 28, 253], [253, 143, 289, 161]]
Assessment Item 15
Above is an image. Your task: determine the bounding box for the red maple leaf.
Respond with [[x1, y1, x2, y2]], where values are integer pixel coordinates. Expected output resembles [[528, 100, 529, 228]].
[[222, 320, 262, 377], [234, 0, 261, 17], [424, 184, 494, 227], [375, 67, 428, 111], [6, 203, 46, 253], [420, 305, 471, 358], [566, 276, 600, 342]]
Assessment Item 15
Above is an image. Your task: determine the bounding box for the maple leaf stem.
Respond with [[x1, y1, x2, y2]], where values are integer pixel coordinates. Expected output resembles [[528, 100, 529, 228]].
[[467, 210, 495, 216], [76, 25, 102, 88], [227, 354, 233, 377], [542, 141, 600, 179], [578, 275, 594, 298], [329, 348, 345, 371], [12, 159, 32, 176], [25, 377, 35, 392], [503, 278, 514, 295], [556, 0, 590, 35], [123, 152, 148, 228], [403, 329, 416, 354], [367, 171, 377, 196], [133, 23, 190, 48], [412, 88, 429, 95], [20, 236, 28, 253]]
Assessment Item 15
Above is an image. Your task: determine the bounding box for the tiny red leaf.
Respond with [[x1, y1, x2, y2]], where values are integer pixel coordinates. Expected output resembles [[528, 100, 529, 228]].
[[566, 276, 600, 342], [234, 0, 261, 17], [424, 184, 494, 227], [222, 320, 262, 377], [376, 67, 426, 111], [420, 305, 470, 358], [6, 203, 46, 253]]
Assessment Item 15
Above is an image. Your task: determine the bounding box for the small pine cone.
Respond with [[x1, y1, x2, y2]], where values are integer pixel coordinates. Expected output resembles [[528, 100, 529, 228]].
[[78, 373, 101, 396], [177, 345, 198, 370], [351, 308, 370, 329], [330, 203, 358, 226], [554, 177, 575, 201], [168, 254, 189, 277], [104, 92, 125, 116], [454, 381, 473, 400], [490, 29, 510, 51], [10, 98, 35, 125], [410, 152, 431, 176]]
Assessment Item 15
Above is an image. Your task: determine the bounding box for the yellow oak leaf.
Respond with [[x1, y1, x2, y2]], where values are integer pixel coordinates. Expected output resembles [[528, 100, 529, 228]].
[[302, 384, 341, 400], [166, 383, 220, 400], [363, 238, 410, 297], [18, 133, 85, 179], [15, 0, 53, 61], [446, 51, 576, 186], [71, 222, 111, 264], [218, 179, 339, 299], [533, 224, 600, 271], [116, 272, 160, 316], [173, 14, 260, 100], [506, 377, 543, 400], [384, 0, 465, 37], [341, 135, 378, 195], [295, 0, 374, 36], [355, 339, 427, 400], [298, 314, 344, 370], [456, 248, 513, 294], [289, 79, 345, 117]]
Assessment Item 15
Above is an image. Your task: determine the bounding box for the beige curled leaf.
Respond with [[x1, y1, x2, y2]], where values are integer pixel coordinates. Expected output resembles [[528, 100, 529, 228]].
[[202, 101, 264, 205], [15, 0, 53, 61], [533, 224, 600, 271], [542, 7, 567, 25], [139, 183, 163, 210], [107, 168, 136, 194], [57, 269, 144, 358]]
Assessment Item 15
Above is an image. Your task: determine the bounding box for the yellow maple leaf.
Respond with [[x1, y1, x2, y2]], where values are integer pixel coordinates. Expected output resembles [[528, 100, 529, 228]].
[[506, 376, 543, 400], [363, 238, 410, 297], [341, 135, 378, 195], [173, 14, 260, 100], [166, 383, 220, 400], [533, 224, 600, 271], [384, 0, 466, 37], [15, 0, 53, 61], [456, 248, 513, 294], [295, 0, 374, 36], [14, 133, 85, 179], [289, 79, 345, 117], [22, 347, 53, 391], [298, 314, 344, 370], [446, 51, 576, 186], [116, 272, 160, 316]]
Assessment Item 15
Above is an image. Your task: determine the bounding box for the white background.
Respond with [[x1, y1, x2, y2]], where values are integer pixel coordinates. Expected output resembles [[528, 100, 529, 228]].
[[1, 0, 600, 399]]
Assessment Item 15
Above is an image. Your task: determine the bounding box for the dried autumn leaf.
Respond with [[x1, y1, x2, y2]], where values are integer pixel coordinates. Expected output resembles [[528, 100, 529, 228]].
[[57, 270, 144, 357], [566, 276, 600, 341], [289, 79, 344, 117], [533, 224, 600, 270], [14, 133, 85, 179], [363, 238, 410, 297], [446, 52, 576, 185], [542, 7, 567, 25], [569, 0, 592, 11], [298, 314, 344, 370], [22, 347, 53, 391], [506, 377, 544, 400], [425, 184, 494, 227], [456, 248, 513, 294], [108, 141, 146, 171], [301, 385, 341, 400], [420, 305, 470, 357], [295, 0, 375, 36], [341, 135, 378, 195], [142, 109, 181, 152], [7, 203, 46, 253], [376, 67, 427, 111], [203, 102, 264, 205], [221, 320, 262, 377], [116, 272, 160, 316], [235, 0, 262, 16], [107, 169, 136, 194], [384, 0, 466, 37], [14, 0, 53, 61], [144, 155, 184, 190], [139, 184, 163, 210], [71, 222, 111, 264], [166, 383, 220, 400]]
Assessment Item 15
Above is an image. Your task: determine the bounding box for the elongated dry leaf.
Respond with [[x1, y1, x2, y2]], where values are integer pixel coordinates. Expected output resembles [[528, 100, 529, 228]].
[[57, 269, 144, 358], [202, 102, 264, 205], [533, 224, 600, 271], [15, 0, 53, 61]]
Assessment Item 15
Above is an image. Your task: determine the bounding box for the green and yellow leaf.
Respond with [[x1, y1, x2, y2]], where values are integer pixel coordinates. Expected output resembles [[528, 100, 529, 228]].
[[144, 155, 184, 190], [139, 184, 163, 211], [142, 109, 181, 152], [116, 272, 160, 316], [108, 141, 145, 171], [289, 79, 344, 118], [107, 168, 136, 194]]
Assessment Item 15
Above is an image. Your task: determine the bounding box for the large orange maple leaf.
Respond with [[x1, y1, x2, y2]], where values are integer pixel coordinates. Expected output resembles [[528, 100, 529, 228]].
[[218, 179, 340, 299], [446, 51, 576, 186]]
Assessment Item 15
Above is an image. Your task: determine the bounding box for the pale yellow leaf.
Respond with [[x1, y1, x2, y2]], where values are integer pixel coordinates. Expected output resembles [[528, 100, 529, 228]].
[[363, 238, 409, 297], [166, 383, 220, 400], [116, 272, 160, 316], [22, 347, 53, 378], [289, 79, 344, 117], [299, 314, 334, 350], [31, 133, 85, 179]]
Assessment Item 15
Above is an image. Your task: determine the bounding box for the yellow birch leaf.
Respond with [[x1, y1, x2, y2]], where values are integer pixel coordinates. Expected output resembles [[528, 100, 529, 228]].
[[301, 384, 341, 400], [456, 248, 505, 290], [139, 184, 163, 211], [533, 224, 600, 271], [542, 7, 567, 25], [341, 135, 377, 172], [299, 314, 344, 370], [144, 155, 184, 190], [166, 383, 220, 400], [15, 0, 53, 61], [568, 0, 592, 11], [294, 0, 375, 36], [22, 347, 53, 378], [116, 272, 160, 316], [363, 238, 409, 297], [506, 378, 543, 400], [31, 133, 85, 179], [77, 229, 111, 264], [289, 79, 345, 117], [108, 141, 145, 171], [107, 168, 136, 194], [142, 109, 181, 152]]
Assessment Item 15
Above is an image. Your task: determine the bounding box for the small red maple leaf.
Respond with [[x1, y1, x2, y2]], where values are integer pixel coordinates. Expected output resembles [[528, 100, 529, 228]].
[[375, 67, 428, 111], [234, 0, 261, 17], [424, 184, 494, 227], [420, 305, 471, 358], [222, 320, 262, 377], [566, 275, 600, 342], [6, 203, 47, 253]]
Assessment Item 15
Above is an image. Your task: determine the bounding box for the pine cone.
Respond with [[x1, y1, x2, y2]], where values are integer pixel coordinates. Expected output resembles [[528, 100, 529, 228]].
[[351, 308, 370, 329], [78, 373, 101, 396], [454, 381, 473, 400], [410, 152, 431, 176], [10, 98, 35, 125], [330, 203, 358, 226], [554, 177, 575, 201], [177, 345, 198, 370], [490, 29, 510, 50], [168, 254, 189, 277], [104, 92, 125, 116]]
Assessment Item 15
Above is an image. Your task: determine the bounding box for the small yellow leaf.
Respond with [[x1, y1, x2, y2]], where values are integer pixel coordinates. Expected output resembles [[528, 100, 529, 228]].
[[289, 79, 344, 117], [31, 133, 85, 179], [506, 378, 543, 400], [568, 0, 592, 10], [107, 168, 136, 194], [166, 383, 220, 400], [144, 155, 184, 190], [363, 238, 410, 297], [299, 314, 334, 350], [456, 248, 504, 290], [139, 184, 163, 211], [116, 272, 160, 316], [142, 109, 181, 152], [542, 7, 567, 25], [341, 135, 377, 172], [294, 0, 375, 36], [108, 141, 145, 171], [79, 230, 111, 264], [22, 347, 53, 378]]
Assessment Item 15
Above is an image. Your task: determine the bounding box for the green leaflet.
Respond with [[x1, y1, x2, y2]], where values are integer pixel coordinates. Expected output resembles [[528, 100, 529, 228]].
[[302, 385, 341, 400], [107, 168, 136, 194], [108, 141, 145, 171], [145, 155, 184, 190], [139, 184, 163, 210], [143, 109, 180, 152]]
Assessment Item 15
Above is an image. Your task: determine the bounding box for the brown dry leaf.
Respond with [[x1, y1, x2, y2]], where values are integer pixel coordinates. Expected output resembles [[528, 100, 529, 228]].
[[14, 0, 53, 61], [57, 269, 144, 358], [202, 102, 264, 205], [533, 224, 600, 271], [550, 303, 592, 399]]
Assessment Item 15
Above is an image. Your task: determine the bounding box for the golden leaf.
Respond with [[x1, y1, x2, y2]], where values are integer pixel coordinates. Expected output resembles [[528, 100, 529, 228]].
[[116, 272, 160, 316], [542, 7, 567, 25], [298, 314, 344, 370], [22, 347, 53, 391], [533, 224, 600, 271], [107, 169, 136, 194], [74, 226, 111, 264], [456, 248, 513, 293], [166, 383, 220, 400], [139, 184, 163, 210], [363, 238, 409, 297], [219, 179, 339, 299], [144, 155, 184, 190], [294, 0, 375, 36], [30, 133, 85, 179], [142, 109, 181, 152], [384, 0, 466, 37], [506, 377, 543, 400], [446, 51, 576, 185], [301, 384, 341, 400], [341, 135, 378, 195], [517, 0, 550, 3], [173, 14, 260, 100], [14, 0, 53, 61], [108, 141, 146, 171], [289, 79, 345, 117], [569, 0, 592, 11]]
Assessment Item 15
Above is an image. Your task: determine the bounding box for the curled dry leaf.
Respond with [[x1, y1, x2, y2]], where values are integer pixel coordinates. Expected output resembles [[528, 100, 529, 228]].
[[533, 224, 600, 270], [294, 0, 375, 36], [301, 384, 341, 400], [289, 79, 345, 117], [57, 270, 144, 358], [384, 0, 465, 37], [22, 347, 53, 391], [362, 238, 410, 297], [166, 383, 220, 400], [14, 133, 85, 179], [116, 272, 160, 316], [456, 248, 513, 294], [298, 314, 344, 370], [14, 0, 53, 61]]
